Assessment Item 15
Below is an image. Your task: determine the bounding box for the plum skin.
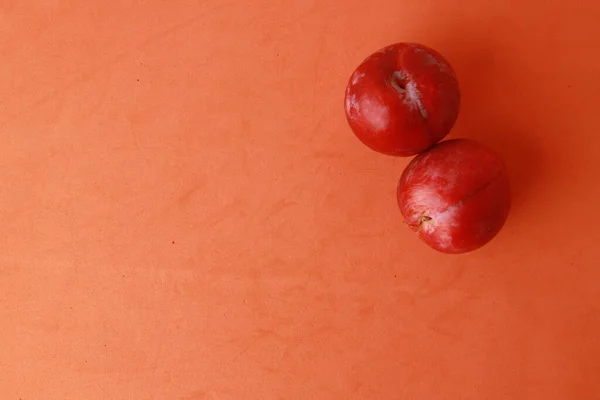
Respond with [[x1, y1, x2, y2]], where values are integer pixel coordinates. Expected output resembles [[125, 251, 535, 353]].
[[344, 42, 460, 157], [397, 139, 511, 254]]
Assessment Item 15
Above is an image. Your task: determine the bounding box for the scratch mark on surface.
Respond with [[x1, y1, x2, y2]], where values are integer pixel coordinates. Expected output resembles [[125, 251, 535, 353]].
[[311, 27, 327, 137], [347, 231, 387, 239], [262, 198, 298, 221], [149, 338, 166, 399], [127, 118, 152, 165], [176, 181, 208, 206], [417, 263, 467, 298], [180, 390, 221, 400], [428, 291, 482, 333], [313, 150, 345, 159]]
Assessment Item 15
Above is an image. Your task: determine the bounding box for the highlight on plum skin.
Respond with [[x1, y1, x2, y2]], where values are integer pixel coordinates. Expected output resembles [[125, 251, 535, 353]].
[[397, 139, 511, 254]]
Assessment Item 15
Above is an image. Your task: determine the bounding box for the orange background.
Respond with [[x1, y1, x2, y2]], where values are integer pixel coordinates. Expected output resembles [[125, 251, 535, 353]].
[[1, 1, 600, 399]]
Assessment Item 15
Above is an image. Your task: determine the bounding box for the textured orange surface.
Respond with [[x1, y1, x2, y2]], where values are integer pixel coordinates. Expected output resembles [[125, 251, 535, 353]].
[[1, 1, 600, 399]]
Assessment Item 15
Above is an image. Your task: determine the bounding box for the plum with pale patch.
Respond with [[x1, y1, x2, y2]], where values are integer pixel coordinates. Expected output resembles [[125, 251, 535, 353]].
[[344, 42, 460, 156], [397, 139, 511, 254]]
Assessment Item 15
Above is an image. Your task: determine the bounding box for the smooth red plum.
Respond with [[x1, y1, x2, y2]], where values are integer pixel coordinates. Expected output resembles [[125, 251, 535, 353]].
[[344, 43, 460, 156], [397, 139, 510, 253]]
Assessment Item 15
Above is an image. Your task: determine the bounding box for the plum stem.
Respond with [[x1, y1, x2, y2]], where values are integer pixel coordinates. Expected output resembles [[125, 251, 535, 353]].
[[390, 71, 407, 94], [390, 71, 428, 121], [407, 215, 432, 230]]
